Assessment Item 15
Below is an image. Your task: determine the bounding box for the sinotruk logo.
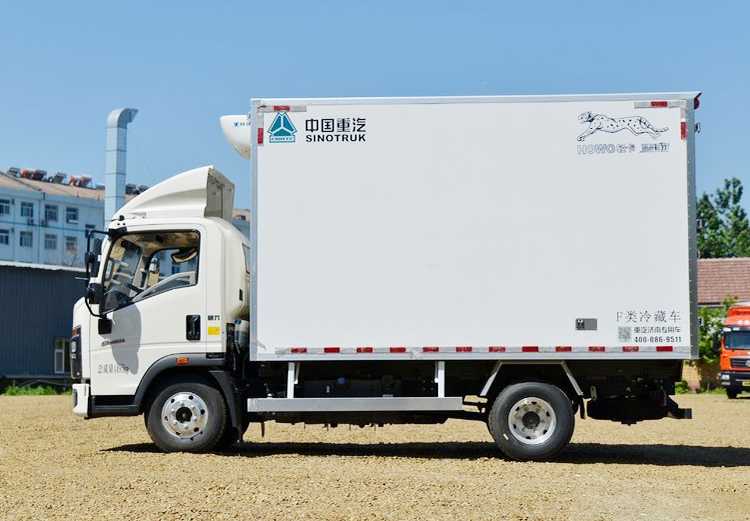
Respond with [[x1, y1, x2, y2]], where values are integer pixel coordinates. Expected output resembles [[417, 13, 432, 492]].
[[267, 111, 296, 143]]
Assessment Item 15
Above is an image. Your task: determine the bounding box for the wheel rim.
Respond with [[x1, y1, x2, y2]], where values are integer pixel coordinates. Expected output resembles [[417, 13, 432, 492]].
[[161, 391, 209, 440], [507, 396, 557, 445]]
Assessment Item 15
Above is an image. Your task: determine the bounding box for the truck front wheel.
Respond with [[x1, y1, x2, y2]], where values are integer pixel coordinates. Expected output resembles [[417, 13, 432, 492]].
[[726, 388, 740, 399], [146, 378, 227, 453], [487, 382, 574, 461]]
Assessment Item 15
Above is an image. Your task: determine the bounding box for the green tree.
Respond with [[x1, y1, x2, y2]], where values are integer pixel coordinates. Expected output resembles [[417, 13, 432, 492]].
[[697, 177, 750, 258], [697, 298, 735, 364]]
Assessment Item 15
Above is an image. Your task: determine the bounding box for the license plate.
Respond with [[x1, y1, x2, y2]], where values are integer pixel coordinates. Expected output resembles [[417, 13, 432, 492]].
[[742, 381, 750, 388]]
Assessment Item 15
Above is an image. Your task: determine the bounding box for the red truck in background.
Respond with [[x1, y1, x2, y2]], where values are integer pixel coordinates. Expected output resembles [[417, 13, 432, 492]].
[[720, 302, 750, 398]]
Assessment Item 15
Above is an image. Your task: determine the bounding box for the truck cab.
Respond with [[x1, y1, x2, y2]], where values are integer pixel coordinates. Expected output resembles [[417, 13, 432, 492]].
[[71, 166, 251, 449], [720, 303, 750, 398]]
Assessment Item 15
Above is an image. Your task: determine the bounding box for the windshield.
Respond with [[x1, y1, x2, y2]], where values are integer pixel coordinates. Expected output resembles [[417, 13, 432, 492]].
[[725, 330, 750, 350], [101, 231, 200, 313]]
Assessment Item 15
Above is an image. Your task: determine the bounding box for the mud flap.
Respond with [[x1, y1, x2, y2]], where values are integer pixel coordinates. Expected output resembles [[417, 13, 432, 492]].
[[209, 370, 244, 442], [666, 396, 692, 420]]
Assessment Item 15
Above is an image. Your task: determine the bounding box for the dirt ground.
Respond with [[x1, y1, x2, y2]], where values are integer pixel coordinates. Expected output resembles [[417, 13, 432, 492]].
[[0, 394, 749, 521]]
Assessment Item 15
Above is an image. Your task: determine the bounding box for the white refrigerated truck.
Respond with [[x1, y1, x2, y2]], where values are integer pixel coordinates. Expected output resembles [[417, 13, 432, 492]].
[[71, 92, 700, 460]]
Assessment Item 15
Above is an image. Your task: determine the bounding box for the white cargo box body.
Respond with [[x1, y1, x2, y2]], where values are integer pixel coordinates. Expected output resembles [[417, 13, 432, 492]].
[[249, 93, 698, 361]]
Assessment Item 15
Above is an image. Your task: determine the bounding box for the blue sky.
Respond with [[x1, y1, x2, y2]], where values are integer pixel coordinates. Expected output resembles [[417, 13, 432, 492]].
[[1, 1, 748, 208]]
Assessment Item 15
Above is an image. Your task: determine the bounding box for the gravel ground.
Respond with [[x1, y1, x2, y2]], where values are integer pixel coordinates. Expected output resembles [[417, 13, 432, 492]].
[[1, 394, 749, 521]]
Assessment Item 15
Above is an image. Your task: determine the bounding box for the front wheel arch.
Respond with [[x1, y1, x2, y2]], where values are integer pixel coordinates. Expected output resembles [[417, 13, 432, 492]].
[[140, 367, 244, 448]]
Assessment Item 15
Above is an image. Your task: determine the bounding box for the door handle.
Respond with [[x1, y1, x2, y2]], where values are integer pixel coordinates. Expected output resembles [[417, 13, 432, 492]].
[[186, 315, 201, 341]]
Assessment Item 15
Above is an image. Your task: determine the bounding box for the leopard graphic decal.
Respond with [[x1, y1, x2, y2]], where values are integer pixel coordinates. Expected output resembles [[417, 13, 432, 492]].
[[577, 112, 669, 142]]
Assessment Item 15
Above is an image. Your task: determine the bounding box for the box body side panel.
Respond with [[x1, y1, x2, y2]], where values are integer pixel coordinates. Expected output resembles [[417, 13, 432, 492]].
[[253, 98, 693, 358]]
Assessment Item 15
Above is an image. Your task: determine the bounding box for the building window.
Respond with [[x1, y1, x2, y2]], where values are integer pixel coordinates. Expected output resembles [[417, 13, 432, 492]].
[[45, 204, 58, 222], [54, 337, 71, 375], [0, 229, 8, 245], [20, 202, 34, 219], [0, 199, 10, 216], [44, 234, 57, 250], [65, 236, 77, 253], [19, 231, 32, 248], [66, 207, 79, 224]]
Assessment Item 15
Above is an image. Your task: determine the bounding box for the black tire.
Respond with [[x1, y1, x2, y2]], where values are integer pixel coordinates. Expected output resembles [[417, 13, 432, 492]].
[[727, 388, 740, 400], [487, 381, 575, 461], [145, 377, 227, 453]]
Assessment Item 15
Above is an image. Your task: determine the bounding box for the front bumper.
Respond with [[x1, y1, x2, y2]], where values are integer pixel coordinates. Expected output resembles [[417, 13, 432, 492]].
[[719, 371, 750, 389], [72, 383, 90, 418]]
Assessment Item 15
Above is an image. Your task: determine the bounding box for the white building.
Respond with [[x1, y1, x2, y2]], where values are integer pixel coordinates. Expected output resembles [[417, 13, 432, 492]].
[[0, 169, 249, 268], [0, 171, 104, 266]]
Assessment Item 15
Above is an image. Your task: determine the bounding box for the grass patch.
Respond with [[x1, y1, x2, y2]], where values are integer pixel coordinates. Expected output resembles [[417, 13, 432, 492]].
[[2, 385, 70, 396], [701, 386, 728, 395], [674, 380, 727, 395]]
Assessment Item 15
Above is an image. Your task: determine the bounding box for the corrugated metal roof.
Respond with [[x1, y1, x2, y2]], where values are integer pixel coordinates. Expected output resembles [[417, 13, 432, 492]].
[[0, 172, 106, 200], [0, 171, 144, 203], [0, 260, 85, 273]]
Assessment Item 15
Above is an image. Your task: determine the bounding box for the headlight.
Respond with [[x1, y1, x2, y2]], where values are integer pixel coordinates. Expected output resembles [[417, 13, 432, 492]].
[[720, 374, 730, 381]]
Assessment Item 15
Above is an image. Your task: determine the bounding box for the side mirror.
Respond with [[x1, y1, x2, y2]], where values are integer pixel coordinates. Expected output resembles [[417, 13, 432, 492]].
[[86, 238, 102, 277], [86, 282, 104, 305], [98, 317, 112, 335]]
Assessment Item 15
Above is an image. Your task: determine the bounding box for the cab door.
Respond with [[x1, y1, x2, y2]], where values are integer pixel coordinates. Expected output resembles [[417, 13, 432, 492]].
[[89, 226, 206, 397]]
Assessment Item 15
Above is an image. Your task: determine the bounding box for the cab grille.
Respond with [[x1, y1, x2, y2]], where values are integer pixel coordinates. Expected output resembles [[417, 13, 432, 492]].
[[730, 358, 750, 369]]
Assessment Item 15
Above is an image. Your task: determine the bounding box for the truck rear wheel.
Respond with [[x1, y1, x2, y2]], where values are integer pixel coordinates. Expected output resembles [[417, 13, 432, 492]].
[[146, 378, 227, 453], [487, 382, 574, 461]]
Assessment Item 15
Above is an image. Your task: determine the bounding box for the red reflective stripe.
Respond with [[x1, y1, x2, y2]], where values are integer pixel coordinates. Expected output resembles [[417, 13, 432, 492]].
[[272, 105, 290, 112], [650, 100, 668, 107], [422, 346, 439, 353], [589, 346, 605, 352], [323, 347, 340, 353], [257, 128, 264, 144], [555, 346, 572, 352], [456, 346, 472, 353], [356, 346, 373, 353], [680, 121, 688, 140], [522, 346, 539, 352], [656, 345, 673, 352], [489, 346, 506, 353], [623, 345, 639, 352], [290, 347, 307, 354], [389, 346, 406, 353]]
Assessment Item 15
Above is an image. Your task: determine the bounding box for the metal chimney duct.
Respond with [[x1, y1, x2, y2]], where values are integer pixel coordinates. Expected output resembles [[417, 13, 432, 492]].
[[105, 108, 138, 222]]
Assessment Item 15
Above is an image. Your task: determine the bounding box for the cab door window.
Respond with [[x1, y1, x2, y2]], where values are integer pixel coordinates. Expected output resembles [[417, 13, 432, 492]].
[[101, 231, 200, 313]]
